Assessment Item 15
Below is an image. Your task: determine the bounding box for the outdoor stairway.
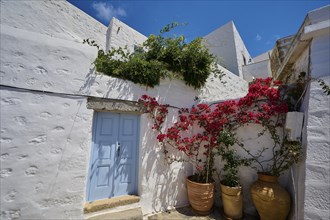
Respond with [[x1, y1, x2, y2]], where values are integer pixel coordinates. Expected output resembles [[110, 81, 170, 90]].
[[84, 195, 142, 220]]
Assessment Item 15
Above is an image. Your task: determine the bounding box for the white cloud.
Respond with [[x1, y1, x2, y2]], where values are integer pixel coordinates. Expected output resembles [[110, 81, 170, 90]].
[[92, 2, 126, 23], [256, 34, 262, 41]]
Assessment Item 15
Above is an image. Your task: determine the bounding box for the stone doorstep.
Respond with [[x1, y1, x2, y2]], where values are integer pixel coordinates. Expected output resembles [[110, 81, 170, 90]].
[[84, 195, 141, 214], [84, 205, 142, 220]]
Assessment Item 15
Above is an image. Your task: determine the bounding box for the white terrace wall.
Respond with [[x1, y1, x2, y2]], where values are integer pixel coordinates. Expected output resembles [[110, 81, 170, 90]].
[[302, 34, 330, 220], [242, 60, 271, 82], [0, 1, 249, 219]]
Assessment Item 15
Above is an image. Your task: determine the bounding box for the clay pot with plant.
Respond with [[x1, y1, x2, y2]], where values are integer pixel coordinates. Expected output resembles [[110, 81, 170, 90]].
[[215, 129, 251, 220], [247, 134, 302, 220], [139, 95, 218, 215], [234, 78, 303, 220], [209, 77, 302, 220], [139, 77, 302, 218]]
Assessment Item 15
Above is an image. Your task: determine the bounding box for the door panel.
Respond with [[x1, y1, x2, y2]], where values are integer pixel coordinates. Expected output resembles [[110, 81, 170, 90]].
[[113, 114, 139, 197], [87, 112, 139, 201]]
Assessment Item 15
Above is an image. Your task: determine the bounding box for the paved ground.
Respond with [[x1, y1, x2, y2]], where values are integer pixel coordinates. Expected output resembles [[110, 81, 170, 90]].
[[147, 206, 259, 220], [85, 205, 259, 220]]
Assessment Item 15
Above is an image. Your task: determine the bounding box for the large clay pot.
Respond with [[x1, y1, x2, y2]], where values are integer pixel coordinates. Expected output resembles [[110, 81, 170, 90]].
[[220, 183, 243, 219], [250, 173, 291, 220], [187, 176, 214, 215]]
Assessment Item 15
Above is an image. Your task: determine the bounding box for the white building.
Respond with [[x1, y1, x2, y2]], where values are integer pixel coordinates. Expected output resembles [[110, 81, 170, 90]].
[[269, 5, 330, 220], [0, 1, 329, 219]]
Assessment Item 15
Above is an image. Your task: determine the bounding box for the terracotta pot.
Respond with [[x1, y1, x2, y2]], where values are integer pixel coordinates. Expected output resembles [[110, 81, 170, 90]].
[[220, 183, 243, 219], [250, 173, 291, 220], [186, 176, 214, 215]]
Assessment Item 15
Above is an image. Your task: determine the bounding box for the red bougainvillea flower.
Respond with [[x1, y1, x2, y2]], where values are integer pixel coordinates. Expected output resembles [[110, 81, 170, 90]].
[[138, 77, 289, 177]]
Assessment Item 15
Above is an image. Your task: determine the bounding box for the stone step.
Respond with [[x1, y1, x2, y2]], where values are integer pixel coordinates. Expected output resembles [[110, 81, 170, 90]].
[[84, 195, 142, 220], [86, 207, 143, 220]]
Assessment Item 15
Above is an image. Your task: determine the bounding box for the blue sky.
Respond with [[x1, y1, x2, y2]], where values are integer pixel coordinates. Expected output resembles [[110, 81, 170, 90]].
[[68, 0, 329, 57]]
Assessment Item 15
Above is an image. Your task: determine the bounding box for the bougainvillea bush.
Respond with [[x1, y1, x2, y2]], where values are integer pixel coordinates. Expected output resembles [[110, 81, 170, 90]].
[[139, 77, 302, 184]]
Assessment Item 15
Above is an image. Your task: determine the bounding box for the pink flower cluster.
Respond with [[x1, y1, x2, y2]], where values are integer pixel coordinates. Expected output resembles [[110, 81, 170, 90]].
[[139, 78, 289, 172]]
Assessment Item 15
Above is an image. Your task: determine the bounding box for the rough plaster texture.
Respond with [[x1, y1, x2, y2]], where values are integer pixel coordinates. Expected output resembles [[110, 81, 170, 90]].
[[106, 17, 148, 53], [0, 1, 250, 219], [203, 21, 253, 78], [285, 7, 330, 219], [0, 88, 93, 219], [0, 0, 107, 48], [303, 33, 330, 220]]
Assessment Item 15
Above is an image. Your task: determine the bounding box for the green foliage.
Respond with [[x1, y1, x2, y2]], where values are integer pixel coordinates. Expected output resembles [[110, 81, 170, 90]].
[[318, 79, 330, 95], [83, 22, 223, 89], [217, 130, 251, 187], [269, 140, 302, 176]]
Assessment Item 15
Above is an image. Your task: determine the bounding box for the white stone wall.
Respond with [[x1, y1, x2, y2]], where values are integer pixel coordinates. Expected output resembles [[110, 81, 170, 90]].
[[0, 0, 107, 48], [106, 17, 148, 53], [203, 21, 237, 73], [198, 65, 248, 102], [0, 89, 93, 219], [303, 33, 330, 220], [242, 60, 271, 82], [203, 21, 253, 78], [232, 24, 254, 77], [0, 1, 250, 219], [253, 50, 271, 63]]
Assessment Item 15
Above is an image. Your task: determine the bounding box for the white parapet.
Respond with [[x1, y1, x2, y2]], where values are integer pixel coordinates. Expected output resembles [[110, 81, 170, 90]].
[[285, 111, 304, 141]]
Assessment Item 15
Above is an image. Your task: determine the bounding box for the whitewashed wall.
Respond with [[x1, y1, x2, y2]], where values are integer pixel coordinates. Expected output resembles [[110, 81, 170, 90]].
[[242, 60, 271, 82], [203, 21, 253, 78], [0, 0, 107, 49], [106, 17, 148, 53], [303, 33, 330, 220], [203, 22, 237, 73], [0, 89, 93, 219], [0, 0, 249, 219], [232, 23, 254, 77]]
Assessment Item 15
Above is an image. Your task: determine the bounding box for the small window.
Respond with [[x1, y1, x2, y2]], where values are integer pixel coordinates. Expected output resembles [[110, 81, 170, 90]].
[[242, 55, 247, 65]]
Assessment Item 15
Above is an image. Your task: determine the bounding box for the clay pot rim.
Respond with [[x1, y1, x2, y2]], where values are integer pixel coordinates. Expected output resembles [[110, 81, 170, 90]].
[[257, 172, 279, 182], [220, 183, 242, 190], [187, 176, 215, 186]]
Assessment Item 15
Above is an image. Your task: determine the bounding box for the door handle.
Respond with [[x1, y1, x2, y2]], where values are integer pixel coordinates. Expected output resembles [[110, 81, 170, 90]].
[[117, 142, 120, 158]]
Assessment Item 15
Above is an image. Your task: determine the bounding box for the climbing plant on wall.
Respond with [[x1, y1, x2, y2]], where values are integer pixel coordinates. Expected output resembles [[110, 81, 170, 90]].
[[139, 78, 303, 184], [84, 22, 224, 89]]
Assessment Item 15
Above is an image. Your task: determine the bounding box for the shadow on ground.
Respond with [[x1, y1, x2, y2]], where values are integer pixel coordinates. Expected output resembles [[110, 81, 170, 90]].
[[148, 206, 260, 220]]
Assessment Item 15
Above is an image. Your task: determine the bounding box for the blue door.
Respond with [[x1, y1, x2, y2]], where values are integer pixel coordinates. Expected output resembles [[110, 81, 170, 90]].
[[87, 112, 139, 201]]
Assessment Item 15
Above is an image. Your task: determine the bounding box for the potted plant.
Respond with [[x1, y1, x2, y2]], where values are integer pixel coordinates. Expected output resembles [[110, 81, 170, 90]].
[[217, 147, 245, 219], [211, 128, 245, 219], [139, 77, 301, 218], [208, 77, 300, 220], [233, 78, 303, 220], [139, 95, 217, 215], [248, 138, 302, 220]]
